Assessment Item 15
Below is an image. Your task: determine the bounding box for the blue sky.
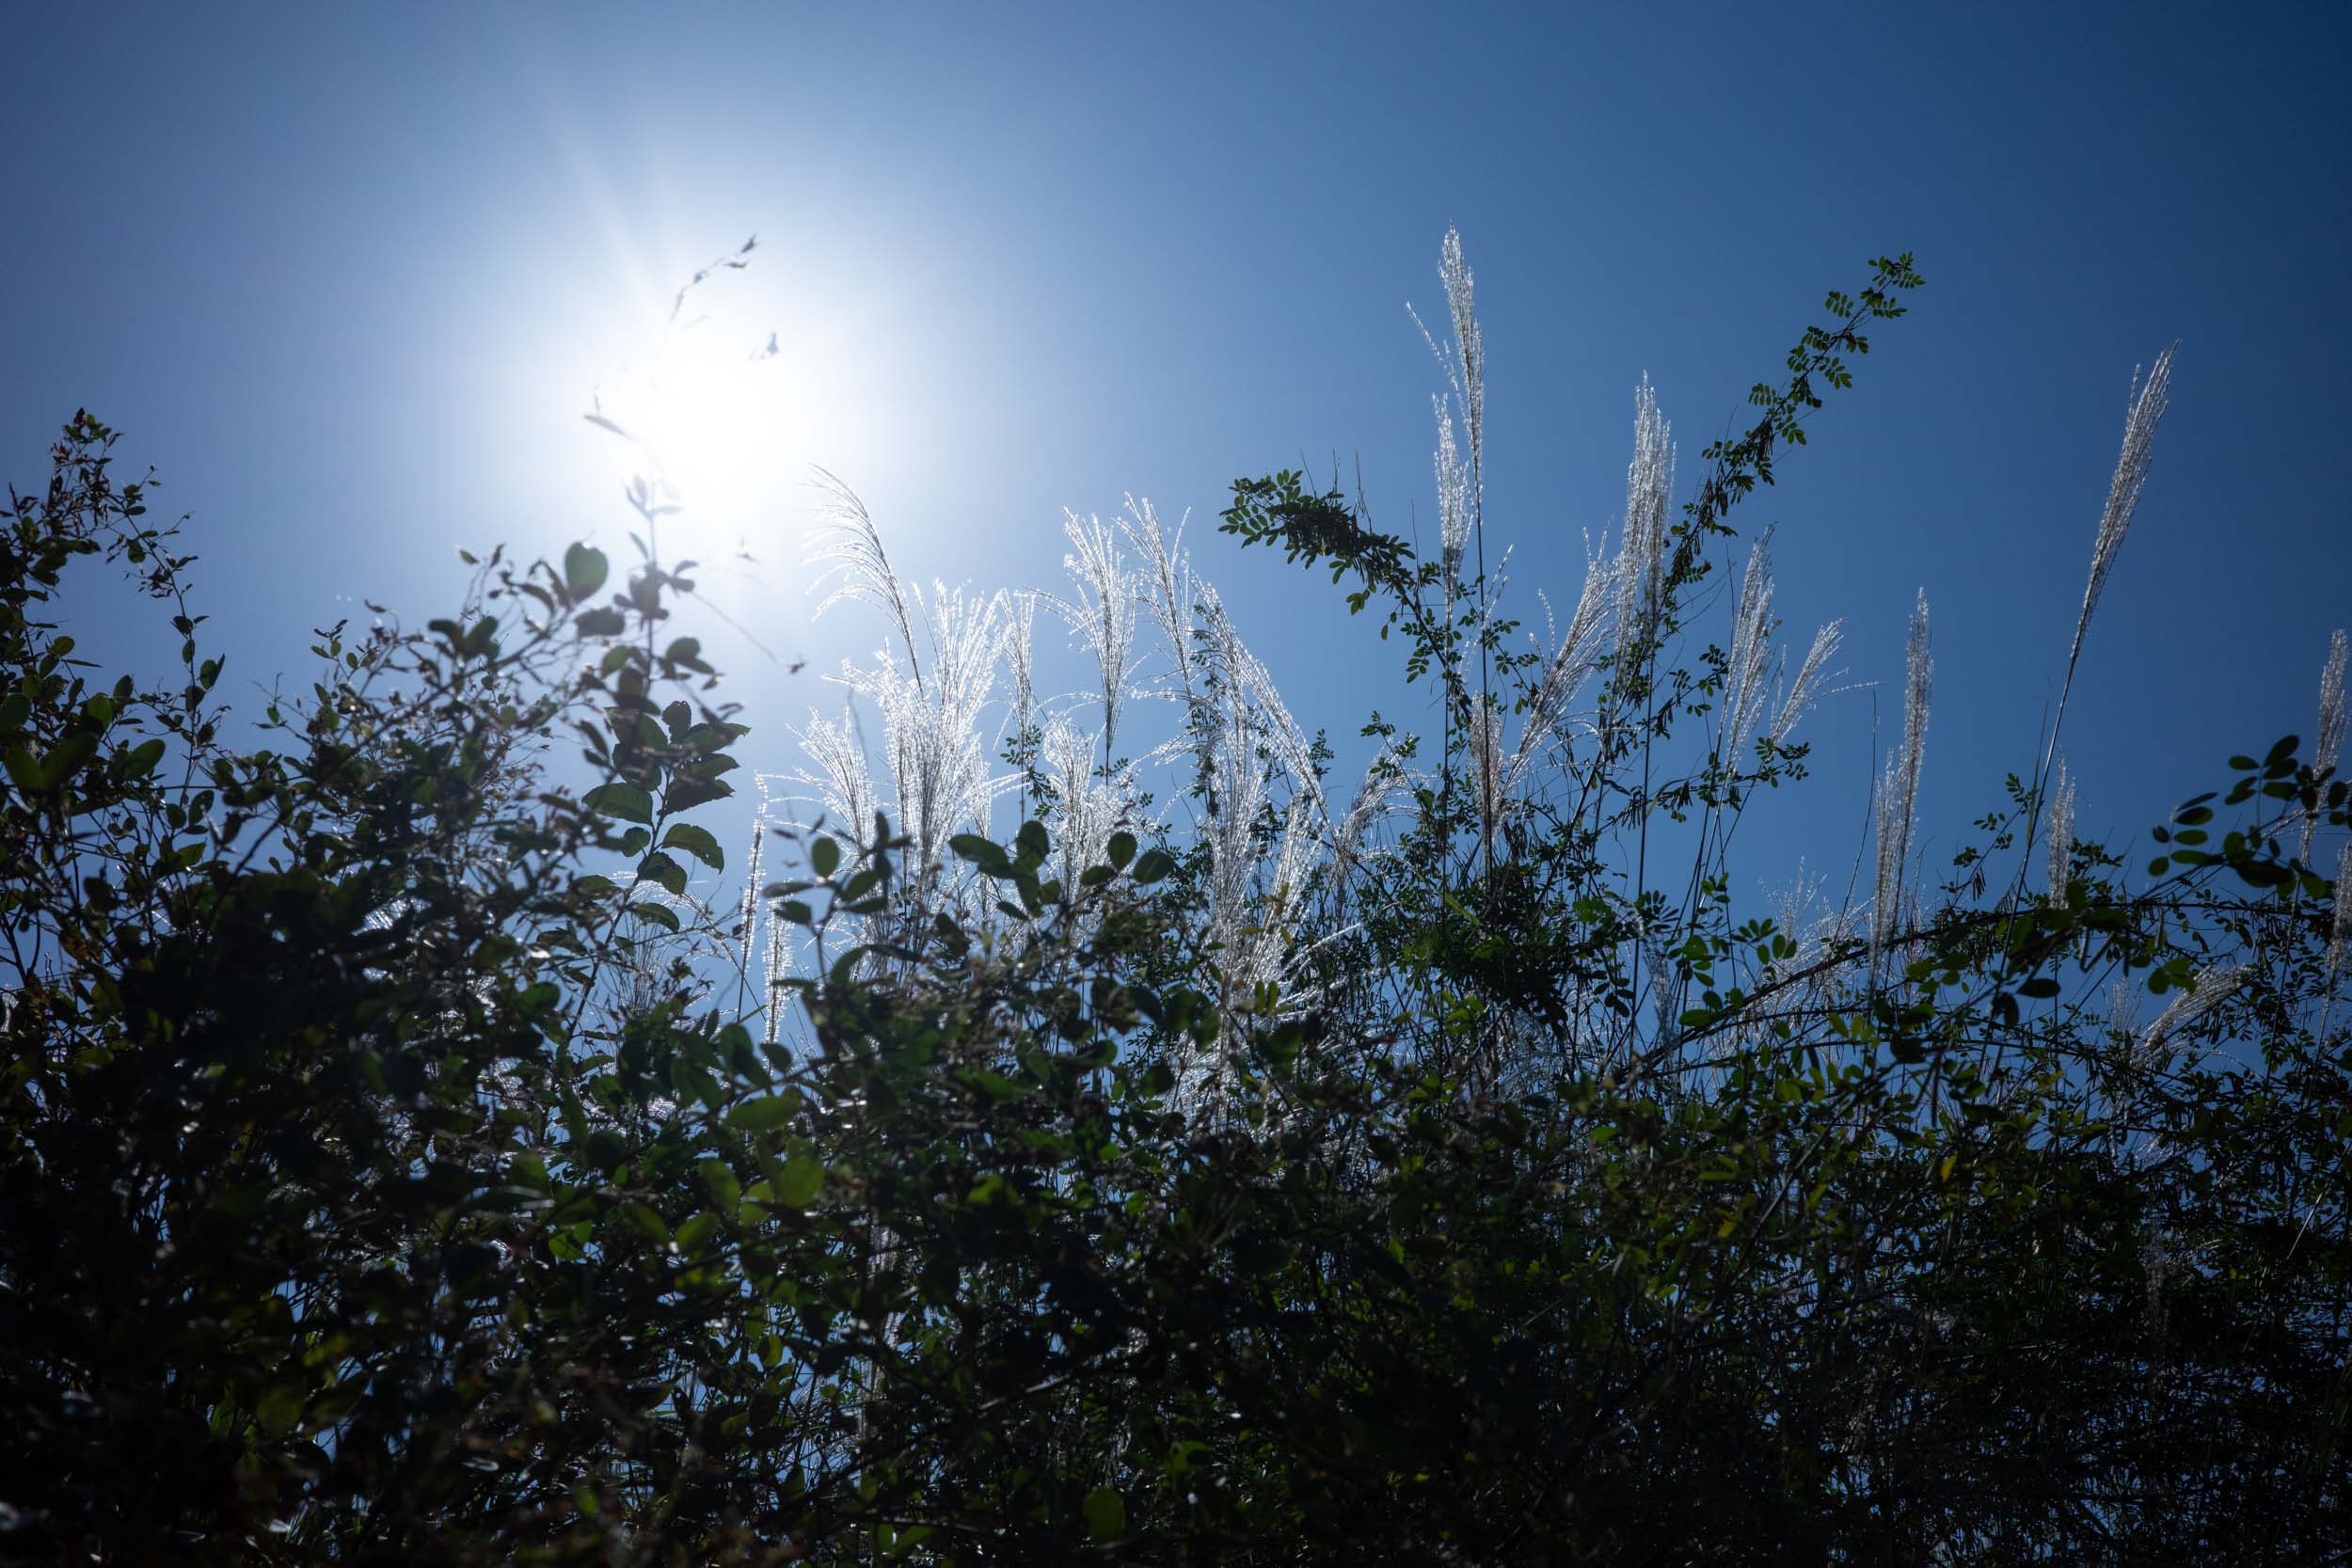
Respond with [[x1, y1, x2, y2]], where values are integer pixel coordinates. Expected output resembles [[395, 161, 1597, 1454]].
[[8, 2, 2348, 898]]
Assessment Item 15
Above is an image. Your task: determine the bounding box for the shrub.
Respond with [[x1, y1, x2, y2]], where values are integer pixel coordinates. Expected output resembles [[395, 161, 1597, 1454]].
[[1, 227, 2344, 1564]]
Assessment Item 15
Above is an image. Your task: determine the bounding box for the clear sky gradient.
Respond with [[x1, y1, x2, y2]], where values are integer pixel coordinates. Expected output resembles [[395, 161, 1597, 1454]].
[[8, 2, 2347, 898]]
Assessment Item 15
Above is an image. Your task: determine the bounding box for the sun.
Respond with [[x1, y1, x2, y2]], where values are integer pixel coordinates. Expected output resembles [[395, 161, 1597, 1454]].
[[582, 256, 800, 535], [628, 318, 795, 527]]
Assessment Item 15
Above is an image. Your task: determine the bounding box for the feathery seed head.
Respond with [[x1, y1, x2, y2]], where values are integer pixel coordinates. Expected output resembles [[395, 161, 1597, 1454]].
[[834, 582, 1012, 877], [1614, 377, 1676, 658], [1770, 619, 1846, 745], [1721, 534, 1778, 758], [1331, 746, 1404, 899], [1438, 225, 1484, 457], [2140, 961, 2247, 1057], [805, 470, 918, 666], [2315, 628, 2347, 777], [1436, 396, 1470, 594], [738, 794, 770, 975], [1004, 591, 1038, 716], [1408, 227, 1486, 552], [1039, 713, 1131, 891], [1872, 590, 1932, 966], [1119, 499, 1219, 800], [2045, 755, 2075, 902], [761, 906, 789, 1047], [1508, 532, 1616, 792], [2067, 344, 2176, 673], [790, 705, 880, 845], [2330, 842, 2351, 982], [1060, 510, 1140, 754], [2293, 628, 2344, 862]]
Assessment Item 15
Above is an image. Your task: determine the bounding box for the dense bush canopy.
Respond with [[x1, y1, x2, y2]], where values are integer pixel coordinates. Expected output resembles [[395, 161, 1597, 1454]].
[[2, 238, 2345, 1564]]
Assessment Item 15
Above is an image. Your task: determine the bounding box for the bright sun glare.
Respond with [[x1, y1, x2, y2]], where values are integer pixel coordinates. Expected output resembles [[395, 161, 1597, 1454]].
[[634, 322, 793, 525], [588, 251, 800, 534]]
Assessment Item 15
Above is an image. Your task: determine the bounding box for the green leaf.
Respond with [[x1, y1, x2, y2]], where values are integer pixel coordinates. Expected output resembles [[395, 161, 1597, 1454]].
[[0, 745, 39, 793], [584, 781, 654, 824], [1083, 1486, 1126, 1543], [673, 1211, 722, 1256], [968, 1069, 1025, 1101], [810, 833, 841, 878], [564, 542, 610, 600], [698, 1157, 742, 1212], [661, 774, 733, 814], [1132, 847, 1177, 884], [30, 733, 96, 790], [615, 1202, 669, 1245], [661, 822, 724, 870], [1105, 830, 1136, 869], [950, 832, 1007, 867], [628, 901, 680, 932], [121, 736, 167, 779], [637, 850, 688, 896], [256, 1383, 307, 1438], [728, 1096, 796, 1132], [774, 1154, 824, 1209]]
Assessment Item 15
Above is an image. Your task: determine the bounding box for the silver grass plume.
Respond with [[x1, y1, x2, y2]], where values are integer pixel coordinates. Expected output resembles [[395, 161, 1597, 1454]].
[[1645, 932, 1687, 1046], [738, 784, 771, 978], [1004, 591, 1039, 748], [1410, 228, 1495, 861], [2107, 981, 2142, 1044], [1719, 533, 1778, 760], [2041, 346, 2175, 800], [2303, 628, 2347, 862], [2045, 755, 2075, 903], [789, 706, 879, 842], [1469, 700, 1506, 837], [1769, 619, 1846, 745], [1120, 499, 1216, 800], [1409, 227, 1485, 514], [1059, 510, 1139, 762], [1872, 590, 1933, 969], [1000, 590, 1041, 816], [2069, 347, 2176, 674], [1435, 395, 1470, 613], [836, 583, 1010, 878], [805, 470, 919, 678], [1236, 794, 1317, 1002], [1200, 583, 1325, 825], [2138, 961, 2248, 1059], [1767, 862, 1832, 977], [1200, 597, 1273, 964], [1614, 378, 1675, 661], [1439, 226, 1484, 494], [2329, 841, 2350, 983], [2318, 628, 2349, 773], [761, 904, 789, 1047], [1409, 226, 1486, 614], [1204, 724, 1269, 1049], [1329, 746, 1405, 910], [1506, 533, 1616, 792], [1039, 713, 1131, 895]]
